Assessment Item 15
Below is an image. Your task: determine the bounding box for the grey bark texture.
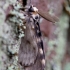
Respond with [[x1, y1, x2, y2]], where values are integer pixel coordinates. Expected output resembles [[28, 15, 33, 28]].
[[0, 0, 70, 70]]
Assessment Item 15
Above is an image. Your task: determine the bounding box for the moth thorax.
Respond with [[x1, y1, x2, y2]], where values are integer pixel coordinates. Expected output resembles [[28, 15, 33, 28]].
[[31, 13, 39, 20]]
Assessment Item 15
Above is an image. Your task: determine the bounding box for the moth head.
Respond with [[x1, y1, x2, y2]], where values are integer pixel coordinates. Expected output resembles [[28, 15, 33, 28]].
[[32, 6, 38, 12], [28, 5, 38, 12]]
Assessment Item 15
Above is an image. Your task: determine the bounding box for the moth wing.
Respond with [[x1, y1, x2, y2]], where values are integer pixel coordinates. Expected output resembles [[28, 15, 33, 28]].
[[18, 20, 38, 67]]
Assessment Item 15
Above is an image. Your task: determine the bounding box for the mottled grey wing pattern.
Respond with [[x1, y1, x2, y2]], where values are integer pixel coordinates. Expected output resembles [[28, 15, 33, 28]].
[[18, 5, 45, 70], [18, 16, 38, 67]]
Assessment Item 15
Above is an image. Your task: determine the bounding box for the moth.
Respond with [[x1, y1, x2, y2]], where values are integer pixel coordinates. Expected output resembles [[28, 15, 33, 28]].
[[6, 0, 58, 70], [18, 5, 45, 69]]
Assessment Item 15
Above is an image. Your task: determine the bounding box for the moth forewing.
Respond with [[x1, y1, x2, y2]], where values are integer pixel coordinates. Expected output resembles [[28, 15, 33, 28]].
[[18, 15, 38, 67]]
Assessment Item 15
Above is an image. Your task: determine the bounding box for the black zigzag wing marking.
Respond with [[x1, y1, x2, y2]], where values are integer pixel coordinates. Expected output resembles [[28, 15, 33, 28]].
[[33, 19, 41, 37], [33, 19, 44, 51], [33, 19, 45, 68]]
